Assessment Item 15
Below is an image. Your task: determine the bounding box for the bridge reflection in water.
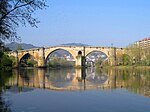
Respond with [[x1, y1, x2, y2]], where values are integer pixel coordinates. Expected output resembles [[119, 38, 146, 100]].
[[6, 68, 150, 97], [6, 68, 124, 91]]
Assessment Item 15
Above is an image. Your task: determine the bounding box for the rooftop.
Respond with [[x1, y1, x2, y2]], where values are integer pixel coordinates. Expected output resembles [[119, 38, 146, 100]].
[[139, 37, 150, 42]]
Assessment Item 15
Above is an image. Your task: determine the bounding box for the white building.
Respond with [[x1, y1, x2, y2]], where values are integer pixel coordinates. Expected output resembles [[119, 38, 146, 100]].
[[136, 37, 150, 49]]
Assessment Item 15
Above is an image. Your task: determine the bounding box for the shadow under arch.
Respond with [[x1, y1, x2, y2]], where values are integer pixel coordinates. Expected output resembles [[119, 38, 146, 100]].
[[19, 53, 37, 67]]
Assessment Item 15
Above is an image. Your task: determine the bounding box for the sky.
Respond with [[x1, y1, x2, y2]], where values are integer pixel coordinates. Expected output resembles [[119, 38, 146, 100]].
[[18, 0, 150, 47]]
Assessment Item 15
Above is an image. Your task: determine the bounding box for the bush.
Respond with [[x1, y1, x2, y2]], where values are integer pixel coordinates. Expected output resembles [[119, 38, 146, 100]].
[[0, 54, 12, 69], [27, 59, 37, 67], [47, 57, 74, 68], [9, 56, 17, 67]]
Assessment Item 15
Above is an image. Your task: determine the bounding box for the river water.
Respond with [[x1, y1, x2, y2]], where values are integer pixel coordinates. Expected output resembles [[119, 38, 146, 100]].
[[0, 67, 150, 112]]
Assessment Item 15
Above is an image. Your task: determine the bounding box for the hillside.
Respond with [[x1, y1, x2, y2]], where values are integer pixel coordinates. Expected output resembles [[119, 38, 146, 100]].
[[5, 42, 89, 51], [5, 42, 38, 50]]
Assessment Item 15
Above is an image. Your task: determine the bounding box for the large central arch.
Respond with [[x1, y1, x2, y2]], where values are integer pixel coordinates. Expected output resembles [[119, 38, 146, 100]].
[[45, 48, 75, 61], [45, 48, 76, 67], [44, 47, 79, 60]]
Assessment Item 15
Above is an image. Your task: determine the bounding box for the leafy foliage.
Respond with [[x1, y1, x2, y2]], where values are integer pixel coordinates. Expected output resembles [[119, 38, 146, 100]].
[[125, 44, 141, 65], [9, 55, 17, 67], [1, 54, 12, 66], [116, 44, 150, 66], [27, 59, 37, 67], [47, 57, 74, 68], [0, 0, 47, 42], [0, 52, 12, 69]]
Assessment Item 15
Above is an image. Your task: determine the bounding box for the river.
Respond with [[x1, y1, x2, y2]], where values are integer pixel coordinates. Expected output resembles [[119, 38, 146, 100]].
[[0, 67, 150, 112]]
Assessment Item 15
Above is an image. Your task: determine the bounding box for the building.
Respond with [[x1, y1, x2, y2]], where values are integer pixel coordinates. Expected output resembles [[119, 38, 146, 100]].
[[136, 37, 150, 49]]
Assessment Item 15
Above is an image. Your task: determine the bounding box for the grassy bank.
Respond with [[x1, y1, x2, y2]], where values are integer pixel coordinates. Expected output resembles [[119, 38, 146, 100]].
[[102, 65, 150, 69]]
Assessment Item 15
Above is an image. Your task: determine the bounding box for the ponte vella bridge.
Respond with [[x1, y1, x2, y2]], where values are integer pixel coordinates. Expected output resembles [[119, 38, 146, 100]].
[[7, 45, 125, 67]]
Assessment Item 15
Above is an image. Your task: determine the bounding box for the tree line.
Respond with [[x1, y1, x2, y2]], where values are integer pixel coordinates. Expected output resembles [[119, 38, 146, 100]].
[[116, 44, 150, 66]]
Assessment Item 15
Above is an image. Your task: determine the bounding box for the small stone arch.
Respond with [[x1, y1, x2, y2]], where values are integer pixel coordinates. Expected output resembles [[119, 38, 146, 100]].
[[18, 53, 38, 66], [78, 51, 82, 55]]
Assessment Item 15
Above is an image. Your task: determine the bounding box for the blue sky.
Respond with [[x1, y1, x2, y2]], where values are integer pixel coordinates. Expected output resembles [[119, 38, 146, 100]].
[[18, 0, 150, 47]]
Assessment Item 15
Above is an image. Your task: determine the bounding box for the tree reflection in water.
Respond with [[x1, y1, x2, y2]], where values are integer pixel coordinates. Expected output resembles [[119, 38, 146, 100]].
[[0, 70, 12, 112], [1, 67, 150, 97]]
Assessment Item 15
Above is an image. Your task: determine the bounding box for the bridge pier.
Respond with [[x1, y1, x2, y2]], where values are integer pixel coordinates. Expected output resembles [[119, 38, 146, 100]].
[[75, 56, 86, 68], [12, 51, 19, 68], [37, 48, 46, 68], [108, 47, 117, 66]]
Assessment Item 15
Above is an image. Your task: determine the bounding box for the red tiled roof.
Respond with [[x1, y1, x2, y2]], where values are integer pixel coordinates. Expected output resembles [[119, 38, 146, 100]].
[[138, 37, 150, 42], [141, 37, 150, 41]]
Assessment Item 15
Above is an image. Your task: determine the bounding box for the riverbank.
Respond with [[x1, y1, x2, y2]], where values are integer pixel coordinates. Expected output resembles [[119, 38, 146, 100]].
[[103, 65, 150, 69]]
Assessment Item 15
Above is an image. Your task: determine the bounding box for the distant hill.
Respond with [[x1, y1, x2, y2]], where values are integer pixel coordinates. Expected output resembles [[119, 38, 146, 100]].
[[5, 42, 38, 51], [5, 42, 89, 51], [61, 43, 89, 46]]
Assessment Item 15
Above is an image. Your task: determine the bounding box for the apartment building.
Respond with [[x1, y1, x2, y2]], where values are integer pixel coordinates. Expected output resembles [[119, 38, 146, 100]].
[[136, 37, 150, 49]]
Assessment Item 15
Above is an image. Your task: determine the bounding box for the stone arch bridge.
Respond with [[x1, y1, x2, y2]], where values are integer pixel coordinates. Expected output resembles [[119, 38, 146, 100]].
[[7, 45, 124, 67]]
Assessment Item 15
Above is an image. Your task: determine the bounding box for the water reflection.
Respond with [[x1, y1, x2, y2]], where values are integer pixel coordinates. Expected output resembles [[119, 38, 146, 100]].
[[3, 68, 150, 97], [6, 68, 110, 91], [1, 68, 150, 112]]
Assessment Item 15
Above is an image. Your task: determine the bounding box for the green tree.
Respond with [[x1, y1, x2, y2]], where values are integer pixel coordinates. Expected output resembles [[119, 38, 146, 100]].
[[0, 54, 12, 69], [140, 47, 150, 66], [27, 59, 37, 67], [1, 54, 12, 66], [125, 44, 141, 65], [0, 0, 47, 42], [9, 55, 17, 67], [122, 54, 131, 65], [47, 56, 74, 68]]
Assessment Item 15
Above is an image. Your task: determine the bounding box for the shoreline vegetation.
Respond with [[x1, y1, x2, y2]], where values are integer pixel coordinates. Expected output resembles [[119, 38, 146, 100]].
[[101, 65, 150, 69], [2, 65, 150, 70]]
